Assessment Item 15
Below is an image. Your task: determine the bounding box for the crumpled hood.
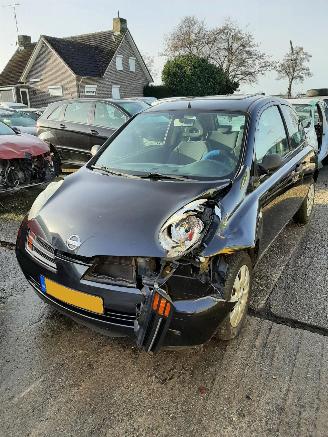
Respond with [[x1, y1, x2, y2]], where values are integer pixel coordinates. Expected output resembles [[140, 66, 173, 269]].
[[30, 167, 229, 258], [0, 133, 49, 159]]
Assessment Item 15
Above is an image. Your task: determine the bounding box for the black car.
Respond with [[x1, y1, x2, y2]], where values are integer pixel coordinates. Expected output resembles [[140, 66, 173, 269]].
[[16, 95, 317, 352], [37, 98, 149, 169]]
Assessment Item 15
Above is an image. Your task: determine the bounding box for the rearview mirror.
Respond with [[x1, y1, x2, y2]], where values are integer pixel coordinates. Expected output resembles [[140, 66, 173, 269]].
[[91, 144, 101, 157], [260, 154, 284, 173]]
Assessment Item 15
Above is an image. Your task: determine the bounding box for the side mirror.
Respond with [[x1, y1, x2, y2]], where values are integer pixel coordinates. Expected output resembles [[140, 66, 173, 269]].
[[91, 144, 101, 157], [12, 126, 21, 134], [260, 154, 284, 173]]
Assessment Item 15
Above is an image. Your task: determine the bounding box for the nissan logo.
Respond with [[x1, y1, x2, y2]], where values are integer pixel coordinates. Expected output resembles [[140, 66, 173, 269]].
[[66, 235, 82, 251]]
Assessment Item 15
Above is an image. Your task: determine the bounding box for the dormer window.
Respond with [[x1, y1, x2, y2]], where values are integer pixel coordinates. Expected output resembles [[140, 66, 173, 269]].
[[116, 55, 123, 71], [129, 57, 136, 72]]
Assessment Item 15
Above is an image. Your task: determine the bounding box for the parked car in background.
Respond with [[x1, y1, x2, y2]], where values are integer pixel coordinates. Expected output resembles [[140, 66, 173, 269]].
[[16, 95, 317, 352], [0, 121, 54, 192], [0, 102, 43, 119], [37, 98, 148, 169], [0, 109, 37, 136], [287, 98, 328, 163]]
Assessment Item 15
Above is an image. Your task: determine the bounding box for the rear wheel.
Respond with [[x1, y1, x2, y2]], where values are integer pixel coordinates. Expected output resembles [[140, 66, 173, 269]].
[[294, 183, 315, 225], [216, 252, 252, 341]]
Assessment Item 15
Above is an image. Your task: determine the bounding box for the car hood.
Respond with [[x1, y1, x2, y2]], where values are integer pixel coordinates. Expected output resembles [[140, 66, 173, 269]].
[[0, 133, 49, 159], [29, 167, 229, 258]]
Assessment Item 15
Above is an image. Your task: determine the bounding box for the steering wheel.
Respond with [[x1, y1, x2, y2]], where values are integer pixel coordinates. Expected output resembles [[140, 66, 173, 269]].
[[202, 143, 236, 163]]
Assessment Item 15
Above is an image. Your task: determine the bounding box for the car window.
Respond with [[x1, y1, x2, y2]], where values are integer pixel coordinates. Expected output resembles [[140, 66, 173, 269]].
[[281, 105, 306, 149], [116, 101, 149, 115], [64, 102, 93, 124], [293, 104, 312, 129], [255, 106, 289, 164], [48, 104, 65, 121], [0, 120, 15, 135], [314, 105, 321, 125], [94, 111, 246, 181], [0, 112, 35, 127], [94, 102, 128, 129]]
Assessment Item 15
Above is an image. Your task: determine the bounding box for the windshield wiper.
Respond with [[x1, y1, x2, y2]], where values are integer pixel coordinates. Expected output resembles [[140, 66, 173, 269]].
[[138, 172, 190, 181], [90, 165, 133, 178]]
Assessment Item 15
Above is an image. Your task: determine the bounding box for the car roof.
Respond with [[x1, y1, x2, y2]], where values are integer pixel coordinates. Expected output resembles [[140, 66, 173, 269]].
[[145, 94, 279, 113]]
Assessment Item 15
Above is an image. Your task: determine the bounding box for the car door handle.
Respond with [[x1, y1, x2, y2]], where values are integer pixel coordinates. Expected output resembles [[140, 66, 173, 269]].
[[90, 129, 99, 135], [59, 123, 66, 129]]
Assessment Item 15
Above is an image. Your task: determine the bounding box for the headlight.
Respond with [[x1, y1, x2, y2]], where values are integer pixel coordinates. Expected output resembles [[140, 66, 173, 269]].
[[159, 199, 207, 258]]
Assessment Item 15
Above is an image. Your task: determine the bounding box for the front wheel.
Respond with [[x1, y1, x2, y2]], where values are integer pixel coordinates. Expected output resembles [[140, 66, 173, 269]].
[[294, 182, 315, 225], [216, 252, 252, 341]]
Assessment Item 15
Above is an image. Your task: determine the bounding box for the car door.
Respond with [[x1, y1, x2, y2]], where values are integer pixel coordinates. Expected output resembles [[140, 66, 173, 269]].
[[316, 102, 328, 161], [89, 101, 128, 147], [253, 104, 308, 255], [58, 100, 95, 164]]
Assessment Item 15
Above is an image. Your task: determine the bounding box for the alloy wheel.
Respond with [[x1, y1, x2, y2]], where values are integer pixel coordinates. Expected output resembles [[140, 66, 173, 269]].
[[229, 265, 250, 328], [306, 184, 315, 217]]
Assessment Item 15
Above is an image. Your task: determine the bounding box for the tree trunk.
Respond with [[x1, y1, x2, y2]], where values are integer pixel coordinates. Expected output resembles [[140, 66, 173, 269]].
[[287, 80, 292, 98]]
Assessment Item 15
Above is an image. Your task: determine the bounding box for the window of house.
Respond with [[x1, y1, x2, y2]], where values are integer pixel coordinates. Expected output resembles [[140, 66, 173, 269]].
[[84, 85, 97, 96], [116, 55, 123, 71], [112, 85, 121, 99], [129, 57, 136, 72], [281, 105, 306, 149], [94, 102, 128, 129], [255, 106, 289, 164], [64, 101, 93, 124], [48, 86, 63, 97]]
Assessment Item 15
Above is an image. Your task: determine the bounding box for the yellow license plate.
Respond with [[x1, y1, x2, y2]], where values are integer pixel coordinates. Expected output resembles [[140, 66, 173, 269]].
[[42, 276, 104, 314]]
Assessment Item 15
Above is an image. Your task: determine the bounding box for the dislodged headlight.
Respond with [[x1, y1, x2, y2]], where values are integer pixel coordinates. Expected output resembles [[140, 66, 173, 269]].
[[159, 199, 207, 258]]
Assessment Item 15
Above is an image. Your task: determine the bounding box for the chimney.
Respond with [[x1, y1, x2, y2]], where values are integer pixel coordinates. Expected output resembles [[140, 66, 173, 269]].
[[113, 13, 127, 34], [17, 35, 32, 49]]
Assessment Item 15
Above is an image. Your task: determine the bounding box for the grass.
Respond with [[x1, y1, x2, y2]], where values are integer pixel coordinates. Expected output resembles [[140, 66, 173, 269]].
[[0, 186, 44, 221]]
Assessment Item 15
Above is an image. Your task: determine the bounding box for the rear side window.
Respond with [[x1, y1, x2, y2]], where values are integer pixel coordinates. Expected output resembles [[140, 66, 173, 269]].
[[64, 101, 93, 124], [255, 106, 289, 163], [47, 104, 65, 121], [281, 105, 306, 149], [94, 102, 128, 129]]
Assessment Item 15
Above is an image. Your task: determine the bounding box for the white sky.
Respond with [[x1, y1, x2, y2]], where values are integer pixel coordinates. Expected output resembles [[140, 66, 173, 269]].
[[0, 0, 326, 95]]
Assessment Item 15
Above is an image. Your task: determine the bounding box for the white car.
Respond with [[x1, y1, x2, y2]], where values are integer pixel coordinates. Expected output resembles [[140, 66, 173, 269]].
[[286, 98, 328, 163]]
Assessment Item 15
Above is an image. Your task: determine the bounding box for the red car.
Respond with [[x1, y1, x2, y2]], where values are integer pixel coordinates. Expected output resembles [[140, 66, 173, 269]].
[[0, 121, 55, 192]]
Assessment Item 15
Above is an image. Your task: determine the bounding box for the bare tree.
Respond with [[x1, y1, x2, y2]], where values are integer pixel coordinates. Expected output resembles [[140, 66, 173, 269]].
[[164, 16, 211, 58], [142, 53, 156, 80], [276, 41, 312, 98], [164, 16, 272, 85]]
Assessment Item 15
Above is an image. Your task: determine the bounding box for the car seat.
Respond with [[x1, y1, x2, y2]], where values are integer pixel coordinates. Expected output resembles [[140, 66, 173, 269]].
[[168, 120, 209, 164]]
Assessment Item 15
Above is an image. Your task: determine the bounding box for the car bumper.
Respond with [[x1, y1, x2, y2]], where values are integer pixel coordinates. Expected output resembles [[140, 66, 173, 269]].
[[16, 234, 233, 350]]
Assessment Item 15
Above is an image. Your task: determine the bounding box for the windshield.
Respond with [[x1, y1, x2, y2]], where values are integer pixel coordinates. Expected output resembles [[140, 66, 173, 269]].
[[94, 111, 246, 181], [0, 112, 36, 127], [292, 104, 313, 129], [117, 101, 149, 115], [0, 121, 15, 135]]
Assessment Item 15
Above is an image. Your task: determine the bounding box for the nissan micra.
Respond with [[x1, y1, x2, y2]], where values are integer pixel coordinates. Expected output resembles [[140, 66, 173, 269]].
[[16, 95, 317, 352]]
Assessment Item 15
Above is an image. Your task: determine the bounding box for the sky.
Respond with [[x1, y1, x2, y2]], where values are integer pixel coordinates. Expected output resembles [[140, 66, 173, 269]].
[[0, 0, 327, 95]]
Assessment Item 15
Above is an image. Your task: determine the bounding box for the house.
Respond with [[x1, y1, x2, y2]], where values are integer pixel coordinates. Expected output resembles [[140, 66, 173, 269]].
[[0, 16, 153, 108]]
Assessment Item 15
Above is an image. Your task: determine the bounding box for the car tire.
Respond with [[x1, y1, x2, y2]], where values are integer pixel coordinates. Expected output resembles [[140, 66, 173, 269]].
[[294, 182, 315, 225], [216, 252, 252, 341]]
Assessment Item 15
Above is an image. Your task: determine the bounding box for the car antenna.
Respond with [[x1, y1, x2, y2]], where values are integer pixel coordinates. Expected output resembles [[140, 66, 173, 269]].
[[188, 102, 191, 109]]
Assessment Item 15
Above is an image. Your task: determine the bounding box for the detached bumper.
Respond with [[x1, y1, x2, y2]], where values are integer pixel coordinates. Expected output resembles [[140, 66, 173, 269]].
[[16, 243, 233, 350]]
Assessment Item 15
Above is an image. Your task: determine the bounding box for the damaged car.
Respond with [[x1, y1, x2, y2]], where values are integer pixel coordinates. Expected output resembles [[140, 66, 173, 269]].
[[0, 120, 55, 192], [16, 95, 317, 352]]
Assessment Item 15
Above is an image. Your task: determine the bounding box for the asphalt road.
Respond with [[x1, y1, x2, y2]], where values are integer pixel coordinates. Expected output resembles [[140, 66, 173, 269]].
[[1, 170, 328, 436]]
